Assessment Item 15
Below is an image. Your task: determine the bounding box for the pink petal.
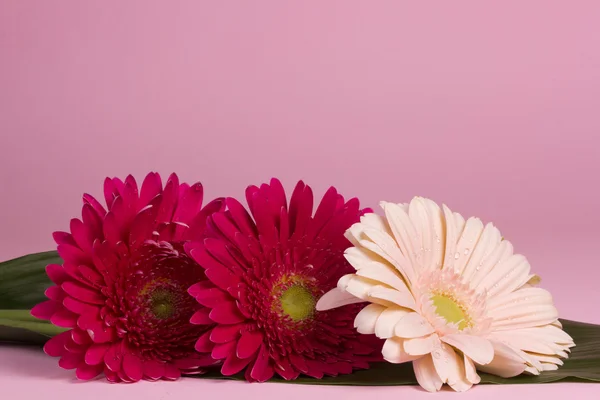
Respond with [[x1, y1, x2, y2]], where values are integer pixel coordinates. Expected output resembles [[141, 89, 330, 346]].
[[210, 324, 242, 344], [53, 231, 77, 246], [173, 182, 204, 224], [123, 353, 143, 382], [83, 193, 107, 218], [193, 287, 230, 308], [221, 353, 252, 376], [81, 203, 104, 240], [209, 301, 246, 324], [104, 343, 123, 372], [225, 198, 257, 237], [50, 308, 78, 328], [212, 340, 236, 360], [85, 321, 116, 344], [143, 360, 165, 380], [250, 344, 274, 382], [76, 363, 103, 380], [163, 363, 181, 380], [46, 264, 69, 285], [195, 330, 215, 353], [139, 172, 163, 206], [45, 285, 65, 301], [289, 353, 309, 373], [85, 343, 111, 365], [43, 330, 71, 357], [71, 328, 92, 345], [70, 218, 94, 253], [62, 281, 105, 305], [236, 330, 263, 359], [205, 267, 241, 292], [190, 308, 213, 325], [31, 300, 60, 320], [59, 351, 84, 370]]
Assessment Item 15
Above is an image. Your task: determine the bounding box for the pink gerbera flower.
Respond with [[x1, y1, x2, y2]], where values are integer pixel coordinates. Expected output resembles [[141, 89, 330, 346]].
[[185, 179, 382, 382], [31, 173, 224, 382]]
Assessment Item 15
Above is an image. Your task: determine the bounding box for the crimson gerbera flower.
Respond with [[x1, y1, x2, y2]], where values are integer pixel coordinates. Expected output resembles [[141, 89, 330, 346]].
[[185, 179, 382, 382], [31, 172, 224, 382]]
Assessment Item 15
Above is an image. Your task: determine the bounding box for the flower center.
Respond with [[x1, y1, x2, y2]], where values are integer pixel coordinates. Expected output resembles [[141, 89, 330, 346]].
[[279, 285, 315, 321], [149, 289, 176, 319], [430, 293, 469, 330]]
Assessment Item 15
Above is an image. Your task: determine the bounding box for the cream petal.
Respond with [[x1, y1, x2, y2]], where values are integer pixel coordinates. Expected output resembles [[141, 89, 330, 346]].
[[487, 287, 553, 312], [441, 205, 467, 271], [489, 330, 562, 355], [441, 334, 494, 365], [356, 262, 411, 293], [464, 354, 481, 384], [447, 354, 473, 392], [357, 238, 415, 285], [368, 286, 416, 310], [381, 202, 419, 280], [336, 274, 354, 290], [452, 217, 484, 275], [479, 254, 531, 298], [382, 337, 420, 363], [490, 305, 558, 331], [430, 341, 462, 385], [461, 223, 502, 282], [361, 213, 393, 235], [541, 363, 559, 371], [403, 334, 438, 355], [476, 341, 527, 378], [354, 303, 386, 334], [315, 287, 364, 311], [527, 353, 564, 365], [375, 308, 411, 339], [471, 240, 514, 289], [413, 355, 443, 392], [344, 276, 379, 300], [344, 246, 384, 271], [524, 366, 541, 375], [423, 198, 446, 270], [394, 312, 435, 338]]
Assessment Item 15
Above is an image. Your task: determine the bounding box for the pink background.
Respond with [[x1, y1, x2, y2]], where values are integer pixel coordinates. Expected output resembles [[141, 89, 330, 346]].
[[1, 1, 599, 398]]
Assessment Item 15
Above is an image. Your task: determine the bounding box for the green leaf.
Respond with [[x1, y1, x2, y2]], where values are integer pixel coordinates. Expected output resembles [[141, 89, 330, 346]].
[[0, 251, 60, 309], [188, 319, 600, 385]]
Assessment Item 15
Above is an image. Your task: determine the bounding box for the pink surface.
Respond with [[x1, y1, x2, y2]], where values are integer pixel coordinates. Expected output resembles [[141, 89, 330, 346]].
[[1, 0, 599, 398]]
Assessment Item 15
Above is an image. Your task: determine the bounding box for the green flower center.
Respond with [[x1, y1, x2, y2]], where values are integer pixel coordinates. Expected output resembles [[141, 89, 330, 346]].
[[431, 293, 469, 330], [150, 289, 176, 319], [279, 285, 315, 321]]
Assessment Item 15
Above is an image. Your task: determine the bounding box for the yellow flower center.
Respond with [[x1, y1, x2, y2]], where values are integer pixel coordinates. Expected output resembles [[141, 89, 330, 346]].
[[431, 293, 469, 330], [279, 285, 315, 321], [150, 289, 176, 319]]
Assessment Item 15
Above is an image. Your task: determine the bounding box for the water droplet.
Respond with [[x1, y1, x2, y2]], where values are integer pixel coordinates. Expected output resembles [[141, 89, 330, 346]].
[[464, 248, 470, 256], [433, 350, 442, 359], [454, 252, 460, 260]]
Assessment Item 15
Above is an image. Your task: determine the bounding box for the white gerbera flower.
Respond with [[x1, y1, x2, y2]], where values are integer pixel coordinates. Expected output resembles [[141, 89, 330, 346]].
[[317, 197, 574, 392]]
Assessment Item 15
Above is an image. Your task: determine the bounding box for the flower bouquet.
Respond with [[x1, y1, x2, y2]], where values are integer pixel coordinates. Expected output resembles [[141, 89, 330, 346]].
[[1, 173, 598, 392]]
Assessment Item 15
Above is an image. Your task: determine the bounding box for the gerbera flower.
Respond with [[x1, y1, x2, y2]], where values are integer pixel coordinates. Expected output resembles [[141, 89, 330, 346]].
[[31, 173, 224, 382], [185, 179, 382, 382], [317, 197, 575, 392]]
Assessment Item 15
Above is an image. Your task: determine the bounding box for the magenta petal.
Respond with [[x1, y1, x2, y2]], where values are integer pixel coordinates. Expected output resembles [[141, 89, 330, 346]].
[[57, 243, 90, 264], [221, 353, 252, 376], [86, 322, 116, 344], [104, 343, 122, 372], [85, 343, 111, 365], [163, 363, 181, 381], [195, 330, 215, 353], [190, 309, 212, 325], [123, 353, 143, 382], [236, 330, 263, 359], [64, 295, 99, 316], [71, 328, 92, 345], [188, 281, 213, 297], [205, 267, 240, 292], [274, 358, 299, 380], [59, 351, 84, 370], [50, 308, 78, 328], [62, 282, 105, 305], [46, 264, 69, 285], [173, 182, 203, 224], [143, 360, 165, 380], [289, 352, 309, 373], [70, 218, 94, 253], [209, 301, 245, 324], [139, 172, 163, 206], [212, 340, 236, 360], [45, 286, 65, 301], [194, 288, 230, 308], [76, 363, 103, 380], [250, 344, 274, 382], [83, 193, 107, 218], [43, 330, 71, 357], [210, 324, 242, 344], [53, 231, 77, 246], [31, 300, 60, 320], [225, 198, 257, 236]]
